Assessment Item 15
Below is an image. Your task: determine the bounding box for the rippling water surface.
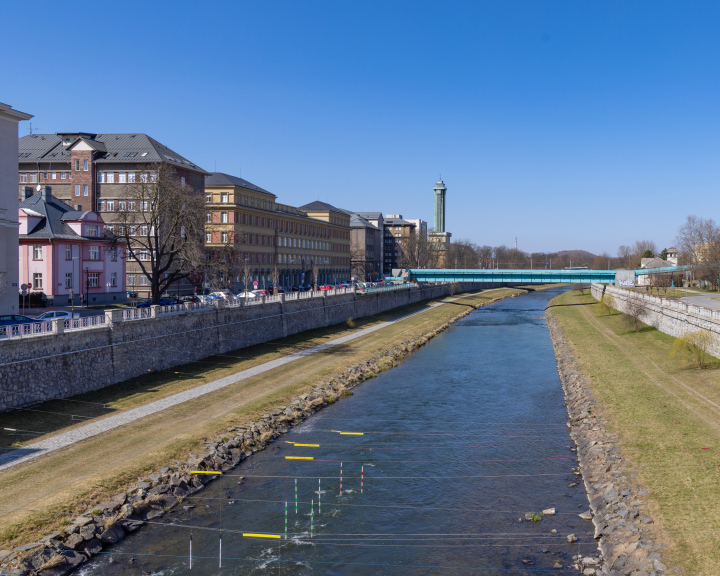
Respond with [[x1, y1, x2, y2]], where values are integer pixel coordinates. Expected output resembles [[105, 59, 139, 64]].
[[80, 288, 593, 575]]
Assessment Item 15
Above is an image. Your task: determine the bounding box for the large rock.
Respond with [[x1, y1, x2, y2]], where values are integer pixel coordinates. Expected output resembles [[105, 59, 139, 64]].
[[99, 523, 125, 544]]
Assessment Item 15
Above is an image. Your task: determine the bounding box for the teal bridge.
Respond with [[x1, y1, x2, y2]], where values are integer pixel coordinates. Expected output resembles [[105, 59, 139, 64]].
[[406, 266, 690, 285]]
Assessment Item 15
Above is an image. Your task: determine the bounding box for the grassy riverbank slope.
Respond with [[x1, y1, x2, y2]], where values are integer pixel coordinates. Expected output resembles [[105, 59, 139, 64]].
[[549, 289, 720, 575], [0, 287, 527, 549]]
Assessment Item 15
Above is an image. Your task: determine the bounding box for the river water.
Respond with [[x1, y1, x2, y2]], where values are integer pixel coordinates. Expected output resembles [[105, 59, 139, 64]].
[[79, 288, 594, 575]]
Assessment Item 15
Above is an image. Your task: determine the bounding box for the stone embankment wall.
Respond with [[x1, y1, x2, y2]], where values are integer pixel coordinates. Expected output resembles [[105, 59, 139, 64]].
[[591, 283, 720, 358], [0, 283, 492, 411], [0, 285, 509, 576], [547, 311, 669, 576]]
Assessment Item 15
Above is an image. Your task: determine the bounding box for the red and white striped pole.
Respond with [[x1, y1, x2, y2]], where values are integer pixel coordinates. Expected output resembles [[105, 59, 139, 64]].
[[361, 465, 364, 494], [340, 462, 343, 496]]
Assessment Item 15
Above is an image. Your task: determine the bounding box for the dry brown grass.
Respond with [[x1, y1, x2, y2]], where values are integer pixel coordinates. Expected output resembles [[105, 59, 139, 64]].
[[550, 290, 720, 575], [0, 287, 522, 547]]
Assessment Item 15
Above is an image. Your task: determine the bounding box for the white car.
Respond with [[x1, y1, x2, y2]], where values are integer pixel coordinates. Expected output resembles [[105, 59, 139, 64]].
[[209, 291, 230, 300], [35, 310, 79, 320], [237, 291, 259, 298]]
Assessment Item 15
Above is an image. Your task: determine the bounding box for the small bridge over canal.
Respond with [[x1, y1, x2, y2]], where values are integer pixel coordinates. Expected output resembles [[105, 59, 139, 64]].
[[406, 265, 691, 285]]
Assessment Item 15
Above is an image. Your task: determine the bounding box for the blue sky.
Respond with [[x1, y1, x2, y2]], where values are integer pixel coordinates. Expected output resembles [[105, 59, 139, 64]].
[[2, 1, 719, 254]]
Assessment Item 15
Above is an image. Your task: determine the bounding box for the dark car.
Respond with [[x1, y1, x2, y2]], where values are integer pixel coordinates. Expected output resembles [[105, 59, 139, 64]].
[[0, 314, 43, 326], [126, 291, 139, 299], [179, 296, 201, 303]]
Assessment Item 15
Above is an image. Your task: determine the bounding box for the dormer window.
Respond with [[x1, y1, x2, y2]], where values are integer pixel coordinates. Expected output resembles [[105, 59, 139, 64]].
[[86, 225, 98, 237]]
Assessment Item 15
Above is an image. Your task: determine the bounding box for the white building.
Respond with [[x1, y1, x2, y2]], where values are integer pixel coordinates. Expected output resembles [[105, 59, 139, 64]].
[[0, 103, 32, 314]]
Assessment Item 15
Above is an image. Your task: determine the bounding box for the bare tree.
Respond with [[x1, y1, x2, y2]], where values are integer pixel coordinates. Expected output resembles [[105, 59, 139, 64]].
[[622, 295, 648, 333], [108, 164, 205, 304], [271, 265, 280, 295], [312, 265, 320, 291], [242, 258, 252, 296], [397, 233, 440, 269], [676, 216, 720, 291]]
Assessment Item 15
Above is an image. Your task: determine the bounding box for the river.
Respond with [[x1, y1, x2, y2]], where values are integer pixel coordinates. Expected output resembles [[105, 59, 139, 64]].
[[78, 287, 594, 575]]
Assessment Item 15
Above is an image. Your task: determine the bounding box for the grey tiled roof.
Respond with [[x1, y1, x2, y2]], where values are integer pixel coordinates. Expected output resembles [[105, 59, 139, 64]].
[[205, 172, 274, 196], [298, 200, 347, 215], [18, 133, 207, 174], [19, 192, 98, 240], [349, 213, 379, 229]]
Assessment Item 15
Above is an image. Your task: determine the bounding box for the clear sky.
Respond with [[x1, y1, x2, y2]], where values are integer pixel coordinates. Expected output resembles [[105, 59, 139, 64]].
[[2, 1, 719, 255]]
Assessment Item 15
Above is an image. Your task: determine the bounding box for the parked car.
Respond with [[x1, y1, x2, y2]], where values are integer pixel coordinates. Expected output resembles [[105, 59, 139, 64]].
[[126, 291, 139, 299], [35, 311, 79, 320], [0, 314, 43, 326], [237, 291, 258, 299], [267, 286, 285, 294], [210, 291, 230, 300], [179, 296, 201, 303]]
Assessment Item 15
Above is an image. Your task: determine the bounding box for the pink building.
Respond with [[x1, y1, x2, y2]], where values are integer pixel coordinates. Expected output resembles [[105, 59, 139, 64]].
[[18, 187, 125, 306]]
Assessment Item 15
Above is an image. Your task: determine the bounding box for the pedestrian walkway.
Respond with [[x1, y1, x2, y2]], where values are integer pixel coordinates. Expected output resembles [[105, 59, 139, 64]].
[[0, 290, 495, 473]]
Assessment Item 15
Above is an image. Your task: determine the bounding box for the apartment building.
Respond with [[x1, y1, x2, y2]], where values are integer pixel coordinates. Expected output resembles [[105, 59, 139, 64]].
[[17, 132, 207, 297], [337, 211, 383, 281], [0, 103, 32, 314], [204, 173, 351, 289], [382, 214, 416, 275], [18, 188, 125, 305]]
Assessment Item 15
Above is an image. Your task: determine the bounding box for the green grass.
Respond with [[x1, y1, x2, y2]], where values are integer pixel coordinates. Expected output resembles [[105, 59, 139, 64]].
[[549, 290, 720, 575]]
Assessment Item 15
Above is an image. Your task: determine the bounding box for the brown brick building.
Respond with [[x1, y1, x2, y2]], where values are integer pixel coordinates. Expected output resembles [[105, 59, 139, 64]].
[[18, 133, 207, 297], [204, 173, 351, 289]]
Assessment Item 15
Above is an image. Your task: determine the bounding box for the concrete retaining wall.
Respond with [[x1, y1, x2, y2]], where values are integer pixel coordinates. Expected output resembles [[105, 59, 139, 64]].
[[591, 283, 720, 358], [0, 282, 497, 411]]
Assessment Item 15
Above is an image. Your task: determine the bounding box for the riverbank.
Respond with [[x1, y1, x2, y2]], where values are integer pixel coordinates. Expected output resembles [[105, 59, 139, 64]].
[[548, 289, 720, 576], [0, 287, 529, 574]]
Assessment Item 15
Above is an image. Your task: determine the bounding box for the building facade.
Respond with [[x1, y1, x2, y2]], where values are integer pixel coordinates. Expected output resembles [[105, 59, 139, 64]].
[[204, 173, 351, 289], [18, 133, 206, 298], [0, 103, 32, 314], [344, 212, 382, 281], [18, 188, 125, 305], [382, 214, 416, 276]]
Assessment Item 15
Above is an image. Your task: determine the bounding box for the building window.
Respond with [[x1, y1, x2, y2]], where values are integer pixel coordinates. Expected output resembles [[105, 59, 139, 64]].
[[206, 194, 212, 203], [33, 273, 43, 290], [106, 173, 115, 183], [221, 212, 228, 223], [29, 173, 37, 183], [51, 172, 57, 180], [75, 160, 80, 171], [110, 248, 118, 261], [206, 233, 212, 243], [141, 200, 149, 211], [89, 246, 100, 260], [110, 272, 117, 287], [127, 273, 136, 286], [119, 173, 127, 183], [65, 245, 72, 260], [138, 275, 148, 286], [206, 213, 212, 223], [128, 200, 135, 211], [221, 193, 228, 203], [106, 200, 115, 211], [139, 224, 148, 236], [97, 172, 104, 183], [181, 177, 186, 188], [119, 200, 126, 211], [106, 224, 114, 234], [61, 172, 67, 180], [20, 173, 27, 183], [221, 232, 228, 243], [75, 185, 80, 196], [86, 225, 98, 237], [128, 172, 136, 183], [83, 185, 89, 196], [138, 249, 149, 261], [83, 159, 89, 171], [149, 172, 157, 182], [87, 272, 99, 288], [33, 245, 43, 260], [65, 273, 73, 288]]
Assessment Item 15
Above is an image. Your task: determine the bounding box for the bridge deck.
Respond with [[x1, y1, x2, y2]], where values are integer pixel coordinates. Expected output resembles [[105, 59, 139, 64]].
[[407, 269, 617, 284]]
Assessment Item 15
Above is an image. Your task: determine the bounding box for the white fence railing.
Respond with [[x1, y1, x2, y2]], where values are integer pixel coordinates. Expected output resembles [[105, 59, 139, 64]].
[[0, 283, 421, 341]]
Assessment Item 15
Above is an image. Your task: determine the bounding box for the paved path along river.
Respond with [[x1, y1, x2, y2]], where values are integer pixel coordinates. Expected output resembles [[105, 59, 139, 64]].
[[79, 287, 594, 575]]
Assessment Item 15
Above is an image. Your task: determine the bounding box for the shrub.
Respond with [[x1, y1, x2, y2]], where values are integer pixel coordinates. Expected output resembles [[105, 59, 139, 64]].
[[621, 297, 648, 333], [596, 294, 616, 316], [671, 330, 715, 369], [346, 317, 355, 328], [449, 283, 460, 296]]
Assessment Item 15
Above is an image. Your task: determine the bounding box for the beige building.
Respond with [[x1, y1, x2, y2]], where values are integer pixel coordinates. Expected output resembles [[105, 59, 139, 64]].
[[204, 173, 351, 289], [0, 103, 32, 314]]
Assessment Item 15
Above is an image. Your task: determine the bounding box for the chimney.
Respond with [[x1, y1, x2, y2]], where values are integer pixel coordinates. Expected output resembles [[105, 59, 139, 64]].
[[514, 237, 517, 250], [41, 186, 52, 201]]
